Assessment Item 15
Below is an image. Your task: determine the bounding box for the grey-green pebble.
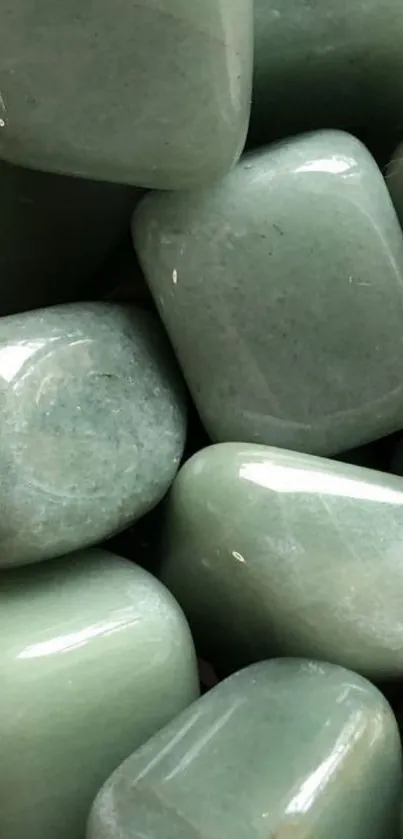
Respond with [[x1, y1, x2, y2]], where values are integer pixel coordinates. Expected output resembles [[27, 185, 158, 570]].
[[88, 659, 402, 839], [0, 548, 199, 839], [0, 0, 252, 188], [251, 0, 403, 144], [0, 160, 139, 315], [0, 302, 186, 567], [134, 130, 403, 456], [160, 442, 403, 680]]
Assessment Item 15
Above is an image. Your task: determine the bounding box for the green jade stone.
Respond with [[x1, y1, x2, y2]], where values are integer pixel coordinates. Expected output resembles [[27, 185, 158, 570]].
[[251, 0, 403, 144], [0, 159, 139, 315], [134, 130, 403, 456], [0, 302, 186, 567], [88, 659, 402, 839], [160, 442, 403, 680], [0, 549, 199, 839], [0, 0, 252, 188]]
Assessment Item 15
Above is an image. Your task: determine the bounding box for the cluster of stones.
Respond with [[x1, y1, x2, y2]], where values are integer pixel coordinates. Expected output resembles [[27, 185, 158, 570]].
[[1, 2, 403, 839]]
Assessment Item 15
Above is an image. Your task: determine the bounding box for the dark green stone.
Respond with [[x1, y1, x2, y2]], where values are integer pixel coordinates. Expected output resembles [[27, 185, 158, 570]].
[[134, 130, 403, 456], [88, 659, 402, 839], [0, 302, 186, 567], [0, 0, 252, 188], [160, 442, 403, 679]]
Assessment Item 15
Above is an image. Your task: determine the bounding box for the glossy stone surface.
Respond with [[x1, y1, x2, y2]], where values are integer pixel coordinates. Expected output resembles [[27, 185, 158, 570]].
[[251, 0, 403, 145], [0, 549, 199, 839], [160, 442, 403, 679], [134, 130, 403, 456], [0, 0, 252, 188], [0, 302, 186, 567], [0, 160, 139, 316], [88, 659, 402, 839]]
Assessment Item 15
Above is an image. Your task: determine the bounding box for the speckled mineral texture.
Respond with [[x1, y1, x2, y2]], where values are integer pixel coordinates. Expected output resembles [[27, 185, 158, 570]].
[[0, 0, 253, 188], [134, 130, 403, 456], [87, 659, 402, 839], [0, 302, 186, 567], [160, 442, 403, 680]]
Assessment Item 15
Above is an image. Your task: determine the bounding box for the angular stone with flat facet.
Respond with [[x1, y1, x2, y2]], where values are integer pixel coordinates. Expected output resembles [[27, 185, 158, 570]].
[[134, 130, 403, 455]]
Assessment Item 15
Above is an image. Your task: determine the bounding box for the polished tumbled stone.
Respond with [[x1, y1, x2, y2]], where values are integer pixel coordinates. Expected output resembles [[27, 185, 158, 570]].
[[0, 549, 199, 839], [88, 659, 402, 839], [134, 130, 403, 456], [0, 160, 139, 316], [251, 0, 403, 144], [0, 302, 186, 567], [0, 0, 252, 188], [160, 442, 403, 680]]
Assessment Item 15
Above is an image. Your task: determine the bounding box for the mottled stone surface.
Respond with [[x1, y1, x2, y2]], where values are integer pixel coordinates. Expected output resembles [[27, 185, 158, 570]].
[[0, 0, 252, 188], [0, 549, 199, 839], [160, 442, 403, 680], [0, 160, 139, 316], [251, 0, 403, 145], [88, 659, 402, 839], [134, 130, 403, 456], [0, 302, 186, 567]]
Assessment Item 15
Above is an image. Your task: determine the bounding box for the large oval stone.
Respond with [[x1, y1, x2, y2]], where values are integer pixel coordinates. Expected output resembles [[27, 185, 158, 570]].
[[87, 659, 402, 839], [0, 549, 199, 839], [0, 302, 186, 567], [160, 442, 403, 679], [0, 0, 252, 188], [251, 0, 403, 144], [0, 160, 139, 316], [134, 130, 403, 456]]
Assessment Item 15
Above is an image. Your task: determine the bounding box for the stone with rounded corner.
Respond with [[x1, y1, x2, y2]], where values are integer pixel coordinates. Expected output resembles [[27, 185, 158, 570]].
[[160, 442, 403, 679], [87, 659, 402, 839], [134, 130, 403, 456], [0, 0, 252, 188], [0, 301, 186, 567], [0, 548, 199, 839]]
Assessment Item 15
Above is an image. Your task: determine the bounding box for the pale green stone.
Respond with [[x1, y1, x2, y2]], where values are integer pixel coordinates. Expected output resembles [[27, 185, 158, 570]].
[[88, 659, 402, 839], [0, 160, 138, 315], [160, 442, 403, 680], [0, 302, 186, 567], [0, 549, 199, 839], [0, 0, 252, 188], [251, 0, 403, 143], [134, 130, 403, 455]]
